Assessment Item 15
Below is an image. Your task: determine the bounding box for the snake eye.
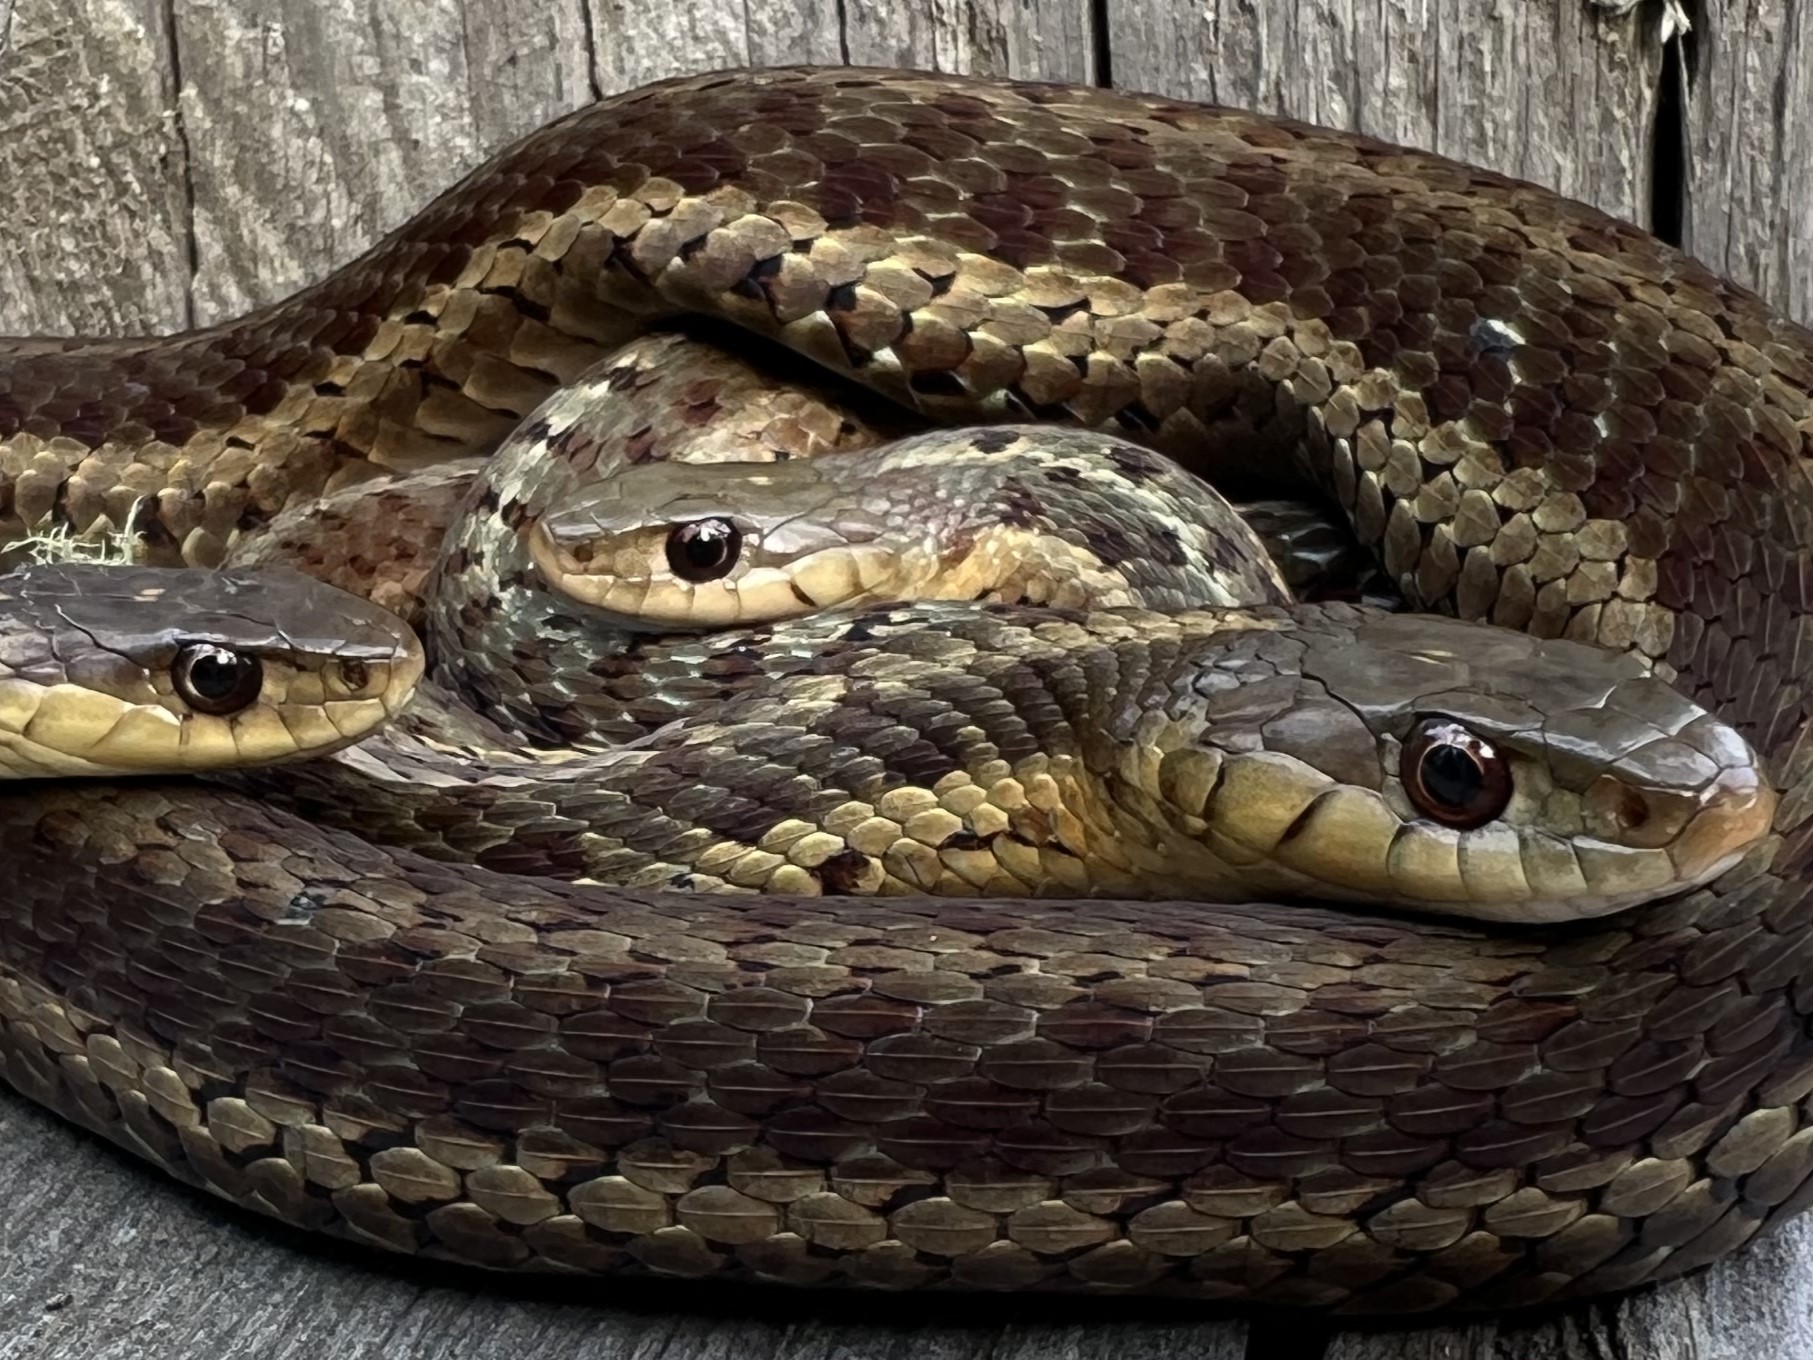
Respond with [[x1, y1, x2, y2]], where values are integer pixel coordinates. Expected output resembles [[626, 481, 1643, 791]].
[[1402, 719, 1512, 829], [172, 644, 264, 716], [665, 518, 742, 583]]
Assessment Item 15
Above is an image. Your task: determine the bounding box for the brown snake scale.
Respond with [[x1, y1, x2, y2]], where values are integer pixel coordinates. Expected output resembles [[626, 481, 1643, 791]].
[[3, 66, 1813, 1312]]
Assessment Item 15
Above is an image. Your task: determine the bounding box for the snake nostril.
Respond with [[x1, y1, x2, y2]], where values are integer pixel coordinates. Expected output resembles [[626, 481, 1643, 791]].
[[1585, 774, 1681, 849], [1613, 786, 1652, 832]]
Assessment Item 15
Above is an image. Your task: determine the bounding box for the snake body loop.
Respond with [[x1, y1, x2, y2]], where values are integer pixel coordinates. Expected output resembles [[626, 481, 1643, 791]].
[[2, 66, 1813, 1313]]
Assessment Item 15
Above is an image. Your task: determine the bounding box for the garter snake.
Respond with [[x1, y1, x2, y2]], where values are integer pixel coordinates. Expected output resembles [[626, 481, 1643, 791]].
[[0, 66, 1811, 1313]]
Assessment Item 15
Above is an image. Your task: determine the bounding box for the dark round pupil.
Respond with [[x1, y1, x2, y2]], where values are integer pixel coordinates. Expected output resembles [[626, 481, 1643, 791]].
[[666, 519, 740, 580], [1421, 742, 1485, 808], [187, 648, 251, 698]]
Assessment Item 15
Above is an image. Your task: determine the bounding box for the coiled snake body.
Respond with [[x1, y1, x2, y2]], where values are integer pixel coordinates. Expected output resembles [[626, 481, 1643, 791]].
[[3, 66, 1813, 1313]]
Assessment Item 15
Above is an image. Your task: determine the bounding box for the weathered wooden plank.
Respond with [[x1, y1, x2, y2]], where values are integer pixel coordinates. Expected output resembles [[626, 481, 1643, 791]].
[[1317, 1216, 1813, 1360], [27, 0, 1102, 333], [587, 0, 844, 98], [840, 0, 1095, 82], [0, 0, 189, 334], [1106, 0, 1665, 228], [1681, 0, 1813, 323], [172, 0, 596, 323]]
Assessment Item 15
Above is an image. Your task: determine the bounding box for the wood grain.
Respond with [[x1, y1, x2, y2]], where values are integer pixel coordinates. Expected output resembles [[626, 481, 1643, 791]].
[[1107, 0, 1667, 229], [1681, 0, 1813, 323], [0, 1, 1811, 1356], [0, 0, 188, 333]]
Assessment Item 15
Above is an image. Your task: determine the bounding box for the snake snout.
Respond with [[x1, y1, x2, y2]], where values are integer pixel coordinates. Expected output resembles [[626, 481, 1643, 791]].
[[1672, 762, 1777, 881], [1549, 690, 1779, 909], [1574, 685, 1777, 846], [1585, 758, 1777, 885]]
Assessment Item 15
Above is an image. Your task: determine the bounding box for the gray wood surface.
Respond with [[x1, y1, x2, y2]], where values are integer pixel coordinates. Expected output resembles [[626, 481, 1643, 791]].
[[2, 0, 1812, 1356], [1681, 0, 1813, 320]]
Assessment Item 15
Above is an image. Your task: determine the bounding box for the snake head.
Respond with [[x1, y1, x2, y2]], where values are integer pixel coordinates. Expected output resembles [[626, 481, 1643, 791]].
[[0, 564, 424, 777], [525, 426, 1296, 630], [527, 461, 881, 629], [1146, 608, 1777, 923]]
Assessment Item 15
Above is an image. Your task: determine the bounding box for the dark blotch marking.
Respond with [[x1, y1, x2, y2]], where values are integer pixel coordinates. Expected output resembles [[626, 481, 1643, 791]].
[[241, 374, 289, 418], [1150, 525, 1191, 568], [1106, 442, 1171, 485], [131, 497, 181, 552], [1114, 403, 1162, 434], [1077, 518, 1139, 565], [938, 830, 991, 852], [970, 428, 1020, 455], [1004, 389, 1076, 423], [606, 237, 655, 285], [477, 829, 593, 879], [997, 479, 1044, 528], [735, 254, 787, 304], [839, 615, 883, 643], [909, 370, 967, 397], [817, 849, 873, 894]]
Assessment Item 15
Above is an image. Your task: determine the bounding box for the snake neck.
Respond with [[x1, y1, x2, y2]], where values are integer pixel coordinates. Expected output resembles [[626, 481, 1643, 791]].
[[419, 331, 916, 744], [252, 602, 1323, 896]]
